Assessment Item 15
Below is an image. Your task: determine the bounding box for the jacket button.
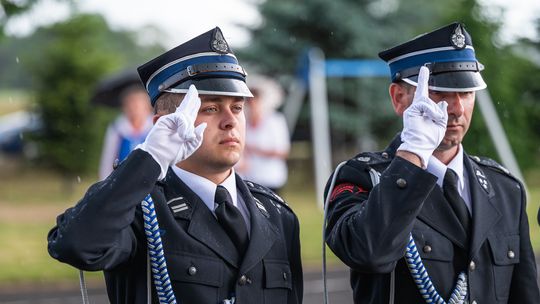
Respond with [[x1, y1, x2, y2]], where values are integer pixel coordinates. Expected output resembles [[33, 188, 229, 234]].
[[188, 266, 197, 276], [422, 245, 432, 253], [469, 261, 476, 271], [283, 272, 288, 280], [382, 152, 389, 158], [238, 275, 248, 285], [471, 301, 477, 304], [507, 250, 515, 259], [396, 178, 407, 188]]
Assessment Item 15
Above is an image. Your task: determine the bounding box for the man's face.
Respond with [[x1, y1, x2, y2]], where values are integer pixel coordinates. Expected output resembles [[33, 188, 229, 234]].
[[429, 90, 476, 151], [180, 95, 246, 174]]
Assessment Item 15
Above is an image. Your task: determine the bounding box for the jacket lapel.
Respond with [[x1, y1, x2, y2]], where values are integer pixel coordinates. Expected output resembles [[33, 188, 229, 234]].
[[417, 186, 469, 249], [464, 155, 501, 256], [162, 170, 240, 268], [236, 176, 279, 273]]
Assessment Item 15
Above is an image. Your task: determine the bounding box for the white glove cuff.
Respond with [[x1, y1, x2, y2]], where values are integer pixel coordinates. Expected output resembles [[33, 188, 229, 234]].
[[135, 144, 168, 180], [397, 142, 431, 169]]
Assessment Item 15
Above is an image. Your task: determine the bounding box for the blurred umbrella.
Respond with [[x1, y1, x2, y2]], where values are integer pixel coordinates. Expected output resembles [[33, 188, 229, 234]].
[[90, 69, 144, 107]]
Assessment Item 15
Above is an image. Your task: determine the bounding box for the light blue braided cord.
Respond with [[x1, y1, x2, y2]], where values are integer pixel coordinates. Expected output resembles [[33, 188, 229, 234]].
[[142, 194, 178, 304], [405, 234, 467, 304]]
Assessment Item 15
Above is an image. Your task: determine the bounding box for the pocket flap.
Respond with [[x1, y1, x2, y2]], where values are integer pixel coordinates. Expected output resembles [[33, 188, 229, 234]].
[[412, 230, 454, 262], [167, 252, 223, 287], [264, 259, 292, 290], [488, 234, 520, 265]]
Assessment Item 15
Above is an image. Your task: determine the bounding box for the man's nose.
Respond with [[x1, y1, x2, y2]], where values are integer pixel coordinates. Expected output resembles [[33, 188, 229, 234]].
[[446, 93, 465, 117], [220, 109, 237, 129]]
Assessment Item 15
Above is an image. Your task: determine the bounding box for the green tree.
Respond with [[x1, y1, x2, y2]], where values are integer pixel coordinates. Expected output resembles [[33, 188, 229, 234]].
[[26, 14, 130, 178]]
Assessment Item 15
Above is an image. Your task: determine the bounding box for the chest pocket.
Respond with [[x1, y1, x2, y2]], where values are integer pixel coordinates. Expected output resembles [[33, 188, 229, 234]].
[[167, 252, 223, 287], [488, 234, 520, 301], [263, 259, 292, 304], [412, 229, 454, 262]]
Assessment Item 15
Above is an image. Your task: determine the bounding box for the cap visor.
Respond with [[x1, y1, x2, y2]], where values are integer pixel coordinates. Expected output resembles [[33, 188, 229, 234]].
[[165, 78, 253, 97], [404, 71, 487, 92]]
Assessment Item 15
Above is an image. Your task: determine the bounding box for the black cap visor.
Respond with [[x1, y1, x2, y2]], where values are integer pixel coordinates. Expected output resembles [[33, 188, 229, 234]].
[[165, 78, 253, 98], [403, 71, 487, 92]]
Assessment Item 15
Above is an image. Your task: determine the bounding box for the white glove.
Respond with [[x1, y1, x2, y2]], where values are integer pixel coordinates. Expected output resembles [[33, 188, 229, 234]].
[[398, 66, 448, 168], [138, 85, 207, 179]]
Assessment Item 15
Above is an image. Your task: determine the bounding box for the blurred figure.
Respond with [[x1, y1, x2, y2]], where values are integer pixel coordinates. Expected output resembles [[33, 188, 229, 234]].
[[237, 75, 290, 194], [98, 85, 153, 179]]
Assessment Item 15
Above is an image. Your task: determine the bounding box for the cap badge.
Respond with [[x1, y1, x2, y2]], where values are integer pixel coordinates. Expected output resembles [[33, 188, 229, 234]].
[[211, 28, 230, 54], [451, 24, 466, 49]]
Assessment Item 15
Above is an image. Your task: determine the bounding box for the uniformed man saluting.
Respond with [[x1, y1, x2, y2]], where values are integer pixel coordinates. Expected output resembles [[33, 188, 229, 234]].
[[47, 27, 303, 304], [325, 22, 539, 303]]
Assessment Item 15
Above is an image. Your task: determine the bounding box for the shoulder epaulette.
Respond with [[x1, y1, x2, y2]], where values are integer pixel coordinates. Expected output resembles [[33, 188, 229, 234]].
[[469, 155, 512, 176], [352, 150, 392, 166], [245, 181, 293, 214]]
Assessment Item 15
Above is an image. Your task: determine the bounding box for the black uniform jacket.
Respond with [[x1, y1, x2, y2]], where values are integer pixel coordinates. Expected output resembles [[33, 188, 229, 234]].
[[325, 135, 539, 303], [48, 149, 303, 304]]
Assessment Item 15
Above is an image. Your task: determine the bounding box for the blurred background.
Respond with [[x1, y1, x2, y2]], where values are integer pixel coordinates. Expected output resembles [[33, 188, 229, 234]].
[[1, 0, 540, 302]]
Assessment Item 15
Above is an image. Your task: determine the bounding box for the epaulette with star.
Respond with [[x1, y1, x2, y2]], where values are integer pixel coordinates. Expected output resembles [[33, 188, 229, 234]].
[[245, 181, 293, 216]]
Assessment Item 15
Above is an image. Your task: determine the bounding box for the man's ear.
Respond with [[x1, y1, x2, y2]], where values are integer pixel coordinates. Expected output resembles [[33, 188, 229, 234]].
[[152, 114, 161, 124], [389, 83, 413, 116]]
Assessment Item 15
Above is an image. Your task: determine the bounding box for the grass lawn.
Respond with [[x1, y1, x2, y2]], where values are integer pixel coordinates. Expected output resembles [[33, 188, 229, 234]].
[[0, 157, 539, 285]]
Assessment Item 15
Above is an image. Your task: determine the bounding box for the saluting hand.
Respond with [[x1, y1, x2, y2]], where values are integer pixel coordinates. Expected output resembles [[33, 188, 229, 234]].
[[139, 85, 207, 179], [398, 66, 448, 168]]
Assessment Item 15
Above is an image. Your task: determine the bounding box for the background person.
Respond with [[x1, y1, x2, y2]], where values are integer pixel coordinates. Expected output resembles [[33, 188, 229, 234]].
[[48, 27, 302, 304], [98, 85, 153, 179], [236, 74, 290, 194], [324, 22, 539, 303]]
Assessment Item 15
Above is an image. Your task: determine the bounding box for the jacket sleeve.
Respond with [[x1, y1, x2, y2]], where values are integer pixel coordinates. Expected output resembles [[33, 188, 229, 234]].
[[47, 149, 161, 271], [288, 212, 303, 304], [508, 183, 540, 302], [324, 156, 438, 273]]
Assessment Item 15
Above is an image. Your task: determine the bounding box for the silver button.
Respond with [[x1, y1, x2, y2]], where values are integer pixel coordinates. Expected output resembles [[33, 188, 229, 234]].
[[283, 272, 288, 280], [382, 152, 389, 158], [188, 266, 197, 276], [469, 261, 476, 271], [238, 275, 248, 285], [508, 250, 515, 259], [396, 178, 407, 188], [471, 301, 477, 304], [423, 245, 432, 253]]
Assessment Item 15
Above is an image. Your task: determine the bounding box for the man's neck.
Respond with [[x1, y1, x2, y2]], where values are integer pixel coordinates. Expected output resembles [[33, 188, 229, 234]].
[[433, 146, 459, 165], [177, 163, 232, 185]]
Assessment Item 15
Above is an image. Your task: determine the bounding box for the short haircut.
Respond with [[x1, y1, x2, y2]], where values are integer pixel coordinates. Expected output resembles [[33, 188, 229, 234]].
[[154, 93, 184, 115]]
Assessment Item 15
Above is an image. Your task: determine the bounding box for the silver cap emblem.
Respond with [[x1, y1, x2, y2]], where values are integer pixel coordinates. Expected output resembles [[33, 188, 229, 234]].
[[451, 24, 466, 49], [211, 28, 230, 54]]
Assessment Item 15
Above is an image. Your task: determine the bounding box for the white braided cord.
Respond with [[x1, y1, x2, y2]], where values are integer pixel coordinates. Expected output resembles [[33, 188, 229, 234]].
[[405, 234, 467, 304], [142, 194, 177, 304]]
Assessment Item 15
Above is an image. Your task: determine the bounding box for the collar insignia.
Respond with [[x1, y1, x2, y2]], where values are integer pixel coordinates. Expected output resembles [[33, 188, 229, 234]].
[[475, 169, 490, 193], [451, 24, 466, 49], [167, 196, 192, 219], [254, 198, 270, 218]]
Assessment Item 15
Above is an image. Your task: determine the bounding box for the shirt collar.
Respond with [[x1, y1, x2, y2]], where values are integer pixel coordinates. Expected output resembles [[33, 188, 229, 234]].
[[427, 144, 465, 192], [171, 166, 238, 211]]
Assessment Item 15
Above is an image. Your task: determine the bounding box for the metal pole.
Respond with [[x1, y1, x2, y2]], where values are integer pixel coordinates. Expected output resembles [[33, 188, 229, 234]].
[[308, 48, 333, 209], [475, 90, 526, 188]]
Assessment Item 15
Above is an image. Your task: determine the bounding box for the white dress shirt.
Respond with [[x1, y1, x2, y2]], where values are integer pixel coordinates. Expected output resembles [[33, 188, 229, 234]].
[[172, 166, 251, 233], [426, 145, 472, 215]]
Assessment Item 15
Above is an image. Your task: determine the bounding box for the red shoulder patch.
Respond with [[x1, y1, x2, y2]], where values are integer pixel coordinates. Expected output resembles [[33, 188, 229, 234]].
[[329, 183, 367, 202]]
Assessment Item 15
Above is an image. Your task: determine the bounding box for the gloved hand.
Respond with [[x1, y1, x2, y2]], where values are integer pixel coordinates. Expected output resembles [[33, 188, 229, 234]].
[[138, 85, 207, 179], [398, 66, 448, 168]]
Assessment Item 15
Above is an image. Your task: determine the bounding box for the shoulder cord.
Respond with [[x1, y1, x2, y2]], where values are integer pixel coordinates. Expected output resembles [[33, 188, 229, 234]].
[[77, 194, 177, 304], [141, 194, 178, 304], [322, 163, 467, 304]]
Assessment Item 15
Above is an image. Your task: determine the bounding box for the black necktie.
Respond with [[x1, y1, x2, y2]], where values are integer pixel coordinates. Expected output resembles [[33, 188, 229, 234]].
[[443, 169, 471, 234], [214, 185, 248, 255]]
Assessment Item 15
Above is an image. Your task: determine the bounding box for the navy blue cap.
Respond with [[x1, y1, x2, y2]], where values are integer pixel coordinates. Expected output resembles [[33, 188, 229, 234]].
[[137, 27, 253, 106], [378, 22, 486, 92]]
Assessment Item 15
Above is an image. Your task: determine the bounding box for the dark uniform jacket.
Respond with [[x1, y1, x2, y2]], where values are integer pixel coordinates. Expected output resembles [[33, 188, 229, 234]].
[[325, 135, 539, 303], [48, 149, 303, 304]]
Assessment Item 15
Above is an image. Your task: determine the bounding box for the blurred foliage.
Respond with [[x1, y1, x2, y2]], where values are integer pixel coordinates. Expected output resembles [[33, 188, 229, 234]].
[[19, 13, 163, 177], [0, 0, 40, 40], [241, 0, 540, 171]]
